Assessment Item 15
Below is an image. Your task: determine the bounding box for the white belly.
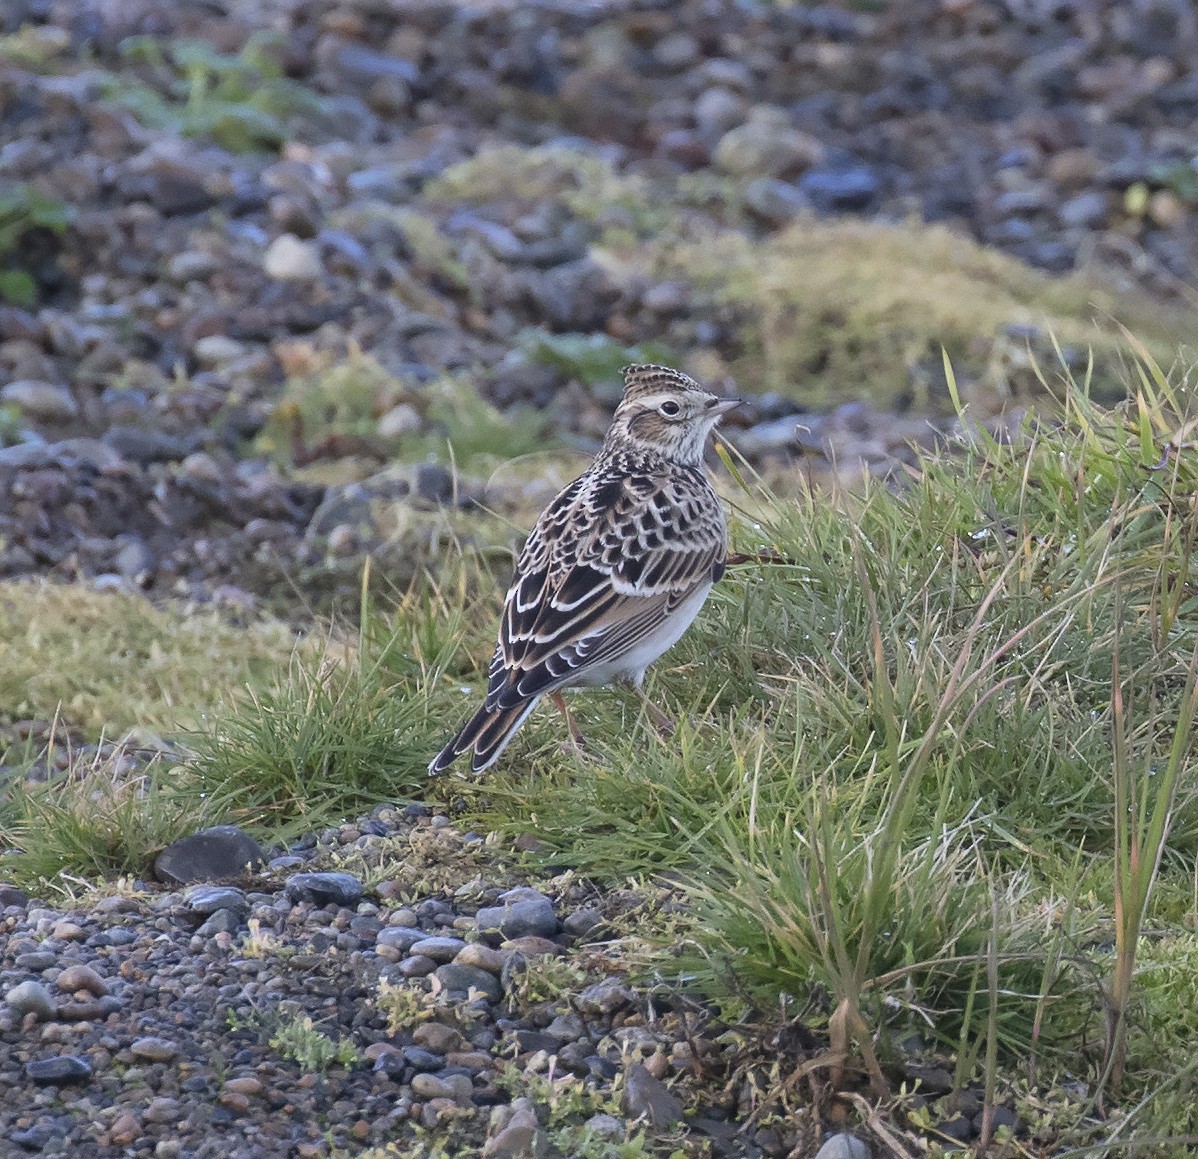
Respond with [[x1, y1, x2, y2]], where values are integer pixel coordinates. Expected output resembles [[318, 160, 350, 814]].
[[569, 582, 713, 689]]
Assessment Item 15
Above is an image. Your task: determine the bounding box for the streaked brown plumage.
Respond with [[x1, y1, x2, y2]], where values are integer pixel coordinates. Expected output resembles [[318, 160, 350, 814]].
[[429, 364, 739, 774]]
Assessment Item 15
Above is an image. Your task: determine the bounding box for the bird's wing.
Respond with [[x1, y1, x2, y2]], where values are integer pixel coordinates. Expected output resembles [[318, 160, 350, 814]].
[[484, 466, 726, 710]]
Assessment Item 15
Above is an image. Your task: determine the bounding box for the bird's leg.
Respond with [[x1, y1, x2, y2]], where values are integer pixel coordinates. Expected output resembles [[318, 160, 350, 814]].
[[629, 683, 676, 738], [549, 691, 587, 756]]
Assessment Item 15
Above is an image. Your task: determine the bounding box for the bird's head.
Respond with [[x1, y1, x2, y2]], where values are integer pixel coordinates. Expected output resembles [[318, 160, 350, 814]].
[[605, 364, 740, 465]]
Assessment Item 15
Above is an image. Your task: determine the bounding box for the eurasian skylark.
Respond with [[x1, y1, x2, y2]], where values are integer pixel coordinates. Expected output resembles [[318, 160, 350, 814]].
[[429, 364, 740, 775]]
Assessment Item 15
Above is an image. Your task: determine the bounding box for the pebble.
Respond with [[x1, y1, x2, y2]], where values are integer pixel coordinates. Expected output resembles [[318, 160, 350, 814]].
[[55, 963, 109, 996], [5, 980, 57, 1021], [815, 1134, 873, 1159], [434, 963, 504, 1002], [186, 886, 250, 917], [455, 942, 507, 974], [799, 164, 881, 211], [408, 936, 467, 963], [714, 114, 825, 178], [487, 1098, 544, 1157], [475, 890, 559, 939], [623, 1063, 683, 1128], [263, 234, 323, 279], [283, 872, 364, 906], [130, 1036, 180, 1062], [25, 1056, 93, 1084], [0, 380, 78, 421], [574, 978, 635, 1015], [154, 826, 265, 884]]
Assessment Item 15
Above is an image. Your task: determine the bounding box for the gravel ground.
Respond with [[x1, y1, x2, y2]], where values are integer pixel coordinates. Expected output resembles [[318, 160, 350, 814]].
[[2, 804, 1017, 1159], [1, 0, 1196, 609]]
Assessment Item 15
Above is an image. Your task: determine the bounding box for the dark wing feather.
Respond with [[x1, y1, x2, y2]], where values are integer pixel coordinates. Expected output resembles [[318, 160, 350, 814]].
[[485, 462, 726, 708]]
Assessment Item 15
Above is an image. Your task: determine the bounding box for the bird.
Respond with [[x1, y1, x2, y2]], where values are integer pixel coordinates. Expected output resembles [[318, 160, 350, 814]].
[[429, 363, 741, 775]]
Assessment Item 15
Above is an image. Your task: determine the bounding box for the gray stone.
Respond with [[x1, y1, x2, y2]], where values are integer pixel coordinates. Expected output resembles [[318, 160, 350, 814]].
[[743, 177, 807, 226], [693, 87, 747, 136], [263, 234, 322, 280], [403, 1046, 444, 1071], [130, 1036, 180, 1063], [487, 1098, 546, 1157], [654, 32, 698, 70], [378, 402, 421, 438], [622, 1063, 682, 1127], [799, 164, 881, 211], [113, 538, 154, 582], [562, 908, 601, 937], [26, 1055, 92, 1084], [0, 380, 78, 421], [153, 825, 265, 884], [434, 963, 503, 1002], [193, 335, 248, 368], [409, 936, 467, 963], [411, 1073, 455, 1100], [814, 1134, 872, 1159], [5, 980, 57, 1021], [168, 250, 220, 282], [186, 886, 250, 917], [55, 964, 109, 996], [476, 890, 559, 940], [103, 425, 188, 465], [1058, 190, 1109, 228], [196, 908, 244, 937], [582, 1113, 624, 1141], [284, 872, 364, 907], [713, 111, 824, 178], [574, 977, 635, 1015], [49, 438, 125, 471], [376, 926, 428, 953], [455, 942, 507, 974], [13, 951, 56, 971]]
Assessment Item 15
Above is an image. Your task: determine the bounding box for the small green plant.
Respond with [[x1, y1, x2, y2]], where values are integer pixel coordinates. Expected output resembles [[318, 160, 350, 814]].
[[504, 953, 593, 1013], [268, 1012, 360, 1071], [517, 330, 676, 390], [375, 978, 437, 1034], [0, 183, 73, 305], [101, 33, 328, 153]]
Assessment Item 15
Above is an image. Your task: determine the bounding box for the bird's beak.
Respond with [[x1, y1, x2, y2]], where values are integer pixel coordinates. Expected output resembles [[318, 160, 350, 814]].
[[711, 398, 743, 417]]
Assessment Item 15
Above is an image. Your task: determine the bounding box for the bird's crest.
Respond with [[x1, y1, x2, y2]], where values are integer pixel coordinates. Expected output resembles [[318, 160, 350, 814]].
[[620, 364, 702, 404]]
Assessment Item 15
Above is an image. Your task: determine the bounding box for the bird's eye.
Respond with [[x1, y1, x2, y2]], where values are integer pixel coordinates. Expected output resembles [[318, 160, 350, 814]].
[[660, 400, 681, 417]]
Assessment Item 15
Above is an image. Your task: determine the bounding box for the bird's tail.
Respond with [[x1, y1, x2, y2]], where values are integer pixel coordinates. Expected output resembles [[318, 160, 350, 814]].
[[428, 698, 539, 775]]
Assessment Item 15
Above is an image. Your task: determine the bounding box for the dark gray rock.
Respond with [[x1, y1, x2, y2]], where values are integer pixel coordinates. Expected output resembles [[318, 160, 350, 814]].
[[376, 926, 429, 953], [799, 164, 881, 211], [25, 1056, 93, 1085], [574, 977, 635, 1015], [622, 1063, 682, 1127], [476, 889, 559, 940], [409, 936, 467, 963], [434, 963, 503, 1002], [562, 908, 601, 937], [283, 872, 364, 907], [196, 908, 244, 937], [103, 425, 188, 465], [153, 826, 265, 884], [186, 886, 249, 917]]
